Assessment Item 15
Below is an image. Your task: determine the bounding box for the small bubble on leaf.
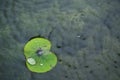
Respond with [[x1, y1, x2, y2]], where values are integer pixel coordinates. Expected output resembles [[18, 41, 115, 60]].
[[40, 64, 43, 66]]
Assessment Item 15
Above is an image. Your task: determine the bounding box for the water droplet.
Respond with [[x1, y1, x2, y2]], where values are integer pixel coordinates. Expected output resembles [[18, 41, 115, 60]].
[[40, 64, 43, 66], [27, 58, 36, 65]]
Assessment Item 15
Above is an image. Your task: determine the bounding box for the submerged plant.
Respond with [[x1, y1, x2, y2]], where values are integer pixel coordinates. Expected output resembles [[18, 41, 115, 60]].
[[24, 38, 57, 73]]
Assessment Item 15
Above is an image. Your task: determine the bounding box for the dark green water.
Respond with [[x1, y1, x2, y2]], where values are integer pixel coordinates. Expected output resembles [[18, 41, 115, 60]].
[[0, 0, 120, 80]]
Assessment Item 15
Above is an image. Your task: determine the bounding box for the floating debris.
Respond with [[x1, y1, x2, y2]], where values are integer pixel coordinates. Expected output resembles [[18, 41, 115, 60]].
[[76, 35, 81, 38]]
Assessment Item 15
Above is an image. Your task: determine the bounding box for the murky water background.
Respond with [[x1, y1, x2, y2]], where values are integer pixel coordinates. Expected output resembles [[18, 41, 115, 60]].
[[0, 0, 120, 80]]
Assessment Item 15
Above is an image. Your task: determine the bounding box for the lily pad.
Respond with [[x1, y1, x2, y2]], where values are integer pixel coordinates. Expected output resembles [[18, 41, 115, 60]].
[[24, 38, 57, 73], [26, 52, 57, 73], [24, 38, 51, 58]]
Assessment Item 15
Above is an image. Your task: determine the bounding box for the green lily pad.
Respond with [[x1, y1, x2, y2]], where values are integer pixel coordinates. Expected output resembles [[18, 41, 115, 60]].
[[24, 38, 51, 58], [24, 38, 57, 73]]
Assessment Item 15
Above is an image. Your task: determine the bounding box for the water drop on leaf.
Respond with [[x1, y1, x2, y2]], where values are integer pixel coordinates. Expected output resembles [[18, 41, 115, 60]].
[[27, 58, 36, 65]]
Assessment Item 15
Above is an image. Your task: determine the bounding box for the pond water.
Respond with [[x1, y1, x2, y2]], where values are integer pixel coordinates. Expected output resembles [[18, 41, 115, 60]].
[[0, 0, 120, 80]]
